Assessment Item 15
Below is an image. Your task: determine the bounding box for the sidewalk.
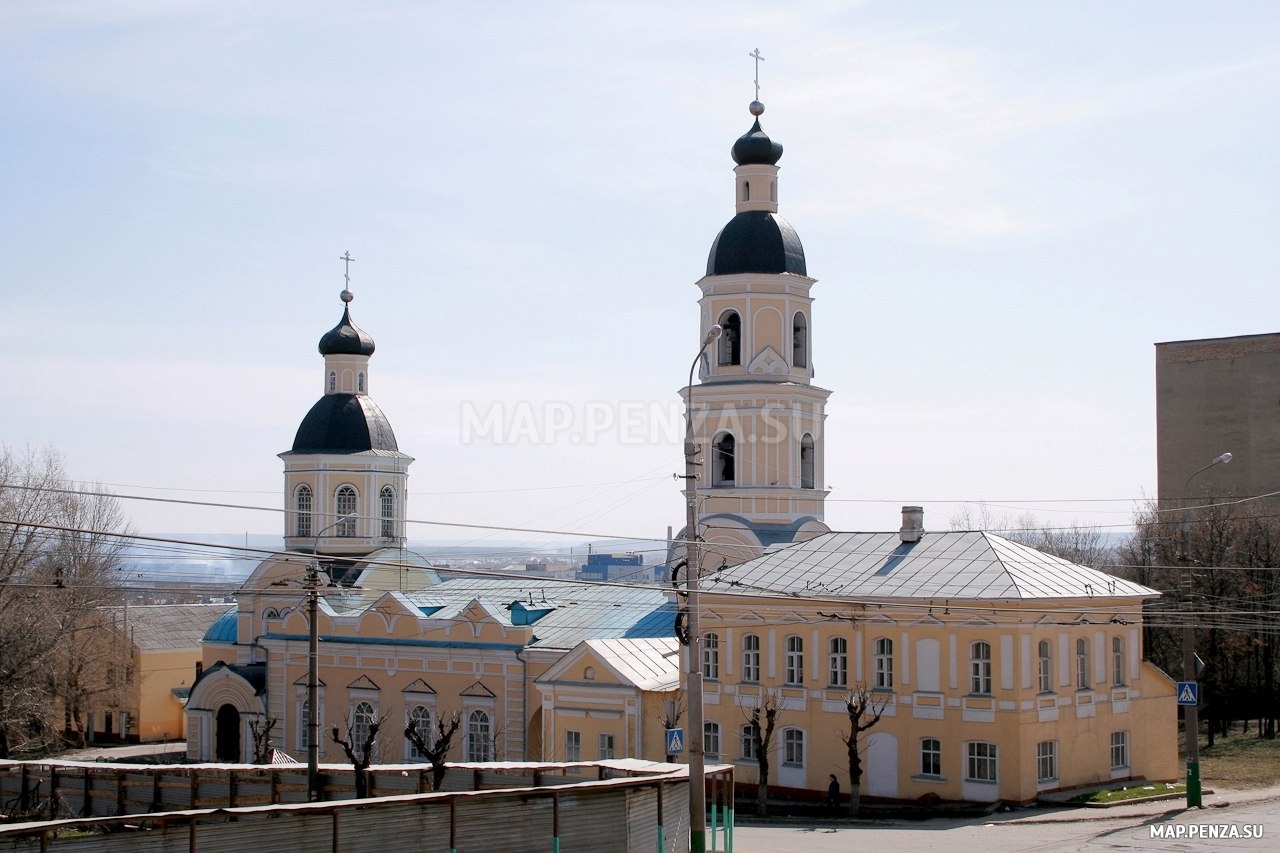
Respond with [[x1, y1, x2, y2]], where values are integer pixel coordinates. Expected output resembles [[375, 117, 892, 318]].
[[991, 785, 1280, 826]]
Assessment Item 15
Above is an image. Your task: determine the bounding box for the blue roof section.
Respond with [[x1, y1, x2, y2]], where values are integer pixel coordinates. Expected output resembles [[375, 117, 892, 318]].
[[203, 607, 239, 643], [405, 578, 674, 650]]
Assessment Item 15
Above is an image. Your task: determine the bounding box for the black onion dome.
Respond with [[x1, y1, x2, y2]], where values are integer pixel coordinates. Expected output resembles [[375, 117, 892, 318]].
[[706, 211, 807, 276], [318, 307, 376, 356], [290, 394, 399, 453], [732, 119, 783, 166]]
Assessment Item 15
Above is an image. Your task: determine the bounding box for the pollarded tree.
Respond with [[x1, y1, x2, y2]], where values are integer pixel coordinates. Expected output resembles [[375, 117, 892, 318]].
[[742, 689, 781, 816], [837, 682, 887, 816], [0, 446, 131, 757], [332, 707, 386, 799], [405, 710, 463, 791]]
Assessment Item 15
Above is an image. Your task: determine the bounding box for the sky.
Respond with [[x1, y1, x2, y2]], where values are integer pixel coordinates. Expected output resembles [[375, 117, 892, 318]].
[[3, 0, 1277, 555]]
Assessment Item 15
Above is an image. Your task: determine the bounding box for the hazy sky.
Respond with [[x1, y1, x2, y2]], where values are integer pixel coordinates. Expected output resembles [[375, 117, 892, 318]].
[[4, 1, 1277, 555]]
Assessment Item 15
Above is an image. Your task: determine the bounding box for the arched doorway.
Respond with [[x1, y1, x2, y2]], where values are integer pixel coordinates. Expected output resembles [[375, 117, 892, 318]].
[[215, 704, 241, 762]]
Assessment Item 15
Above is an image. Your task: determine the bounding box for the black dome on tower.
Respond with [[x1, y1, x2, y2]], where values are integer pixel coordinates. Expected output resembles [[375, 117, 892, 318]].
[[732, 118, 783, 165], [318, 304, 376, 356], [707, 213, 806, 276], [291, 395, 399, 453]]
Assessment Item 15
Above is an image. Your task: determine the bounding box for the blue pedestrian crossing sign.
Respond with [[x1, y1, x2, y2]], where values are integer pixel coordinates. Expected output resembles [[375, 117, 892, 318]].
[[1177, 681, 1199, 706], [666, 728, 685, 755]]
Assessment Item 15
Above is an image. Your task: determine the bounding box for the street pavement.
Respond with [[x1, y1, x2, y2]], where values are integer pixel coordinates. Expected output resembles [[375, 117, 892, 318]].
[[730, 786, 1280, 852]]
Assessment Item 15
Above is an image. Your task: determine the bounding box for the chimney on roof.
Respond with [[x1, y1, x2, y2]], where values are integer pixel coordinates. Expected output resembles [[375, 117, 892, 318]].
[[900, 506, 925, 543]]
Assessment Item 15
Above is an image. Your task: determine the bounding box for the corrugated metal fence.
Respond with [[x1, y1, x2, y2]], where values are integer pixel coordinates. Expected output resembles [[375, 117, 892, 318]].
[[0, 760, 720, 853]]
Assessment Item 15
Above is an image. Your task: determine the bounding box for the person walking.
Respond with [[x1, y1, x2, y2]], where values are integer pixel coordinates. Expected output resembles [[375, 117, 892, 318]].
[[826, 774, 841, 815]]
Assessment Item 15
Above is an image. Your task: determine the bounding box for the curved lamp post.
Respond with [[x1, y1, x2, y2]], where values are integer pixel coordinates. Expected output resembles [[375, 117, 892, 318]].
[[684, 324, 721, 853], [308, 511, 358, 802], [1179, 451, 1230, 808]]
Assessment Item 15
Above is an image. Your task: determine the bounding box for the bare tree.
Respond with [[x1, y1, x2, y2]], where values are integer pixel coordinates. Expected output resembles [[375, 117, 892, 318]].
[[0, 447, 131, 757], [950, 504, 1114, 568], [656, 689, 684, 762], [405, 710, 463, 791], [249, 716, 279, 764], [837, 683, 887, 816], [331, 712, 386, 798], [742, 689, 781, 816]]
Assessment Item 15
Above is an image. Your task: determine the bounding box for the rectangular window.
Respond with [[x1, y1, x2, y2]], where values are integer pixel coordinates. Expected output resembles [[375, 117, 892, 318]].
[[1111, 637, 1125, 686], [1110, 731, 1129, 770], [703, 632, 720, 680], [1077, 638, 1090, 690], [920, 738, 941, 777], [742, 635, 761, 683], [966, 742, 997, 783], [875, 637, 894, 690], [598, 733, 615, 760], [1037, 640, 1053, 693], [565, 730, 581, 762], [741, 724, 758, 760], [1036, 741, 1057, 783], [828, 637, 848, 687], [785, 636, 804, 685], [783, 729, 805, 766], [970, 641, 992, 695]]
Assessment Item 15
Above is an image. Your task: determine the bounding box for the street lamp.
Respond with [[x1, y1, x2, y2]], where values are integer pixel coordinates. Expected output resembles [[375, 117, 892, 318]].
[[683, 323, 721, 853], [1179, 451, 1230, 808], [307, 511, 358, 802]]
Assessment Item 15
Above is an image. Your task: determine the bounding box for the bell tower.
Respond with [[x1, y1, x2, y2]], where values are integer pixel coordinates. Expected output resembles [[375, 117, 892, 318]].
[[683, 100, 832, 568]]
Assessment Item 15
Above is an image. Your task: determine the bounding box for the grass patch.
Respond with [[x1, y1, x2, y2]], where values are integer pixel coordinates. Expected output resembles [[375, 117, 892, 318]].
[[1196, 730, 1280, 789], [1069, 784, 1184, 805]]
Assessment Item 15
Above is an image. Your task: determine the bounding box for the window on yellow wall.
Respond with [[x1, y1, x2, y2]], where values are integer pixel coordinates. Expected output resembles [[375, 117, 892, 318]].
[[970, 641, 992, 695], [742, 634, 761, 683], [1076, 639, 1090, 690], [380, 486, 396, 539], [598, 733, 614, 760], [1036, 741, 1057, 782], [336, 486, 358, 536], [966, 742, 997, 782], [713, 434, 736, 486], [407, 706, 432, 760], [467, 711, 491, 761], [783, 728, 805, 766], [565, 730, 581, 761], [792, 312, 808, 369], [828, 637, 848, 687], [704, 722, 720, 761], [874, 637, 894, 690], [296, 485, 312, 538], [800, 434, 815, 489], [785, 635, 804, 685], [702, 632, 720, 680], [717, 311, 742, 366], [1037, 640, 1053, 693], [1110, 731, 1129, 769], [351, 701, 376, 760], [741, 723, 759, 759], [1111, 637, 1125, 686], [920, 738, 941, 777]]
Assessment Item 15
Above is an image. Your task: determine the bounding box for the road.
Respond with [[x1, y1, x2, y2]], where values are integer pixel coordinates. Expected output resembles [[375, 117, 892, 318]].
[[730, 787, 1280, 852]]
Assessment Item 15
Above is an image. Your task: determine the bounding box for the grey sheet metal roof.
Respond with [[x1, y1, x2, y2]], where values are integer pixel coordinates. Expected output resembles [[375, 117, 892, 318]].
[[584, 638, 680, 691], [101, 604, 236, 650], [404, 578, 674, 650], [704, 531, 1158, 601]]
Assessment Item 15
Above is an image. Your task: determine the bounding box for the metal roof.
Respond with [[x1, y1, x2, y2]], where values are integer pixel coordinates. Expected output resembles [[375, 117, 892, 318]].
[[100, 604, 236, 650], [704, 531, 1158, 601], [402, 578, 674, 650], [581, 637, 680, 691]]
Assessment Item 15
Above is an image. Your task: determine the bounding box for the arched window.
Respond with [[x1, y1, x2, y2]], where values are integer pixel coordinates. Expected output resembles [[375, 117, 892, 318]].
[[296, 485, 313, 538], [328, 371, 337, 393], [875, 637, 894, 690], [704, 721, 721, 760], [336, 486, 358, 537], [702, 632, 720, 680], [380, 486, 396, 539], [741, 634, 760, 682], [1076, 639, 1090, 689], [770, 180, 777, 203], [357, 372, 365, 394], [712, 434, 736, 486], [792, 312, 808, 368], [828, 636, 848, 687], [970, 641, 992, 694], [800, 434, 815, 490], [785, 635, 804, 685], [1038, 640, 1053, 693], [298, 697, 314, 751], [783, 728, 805, 766], [742, 181, 750, 202], [467, 710, 491, 762], [407, 705, 432, 760], [717, 311, 741, 366], [351, 701, 375, 759], [741, 723, 759, 759]]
